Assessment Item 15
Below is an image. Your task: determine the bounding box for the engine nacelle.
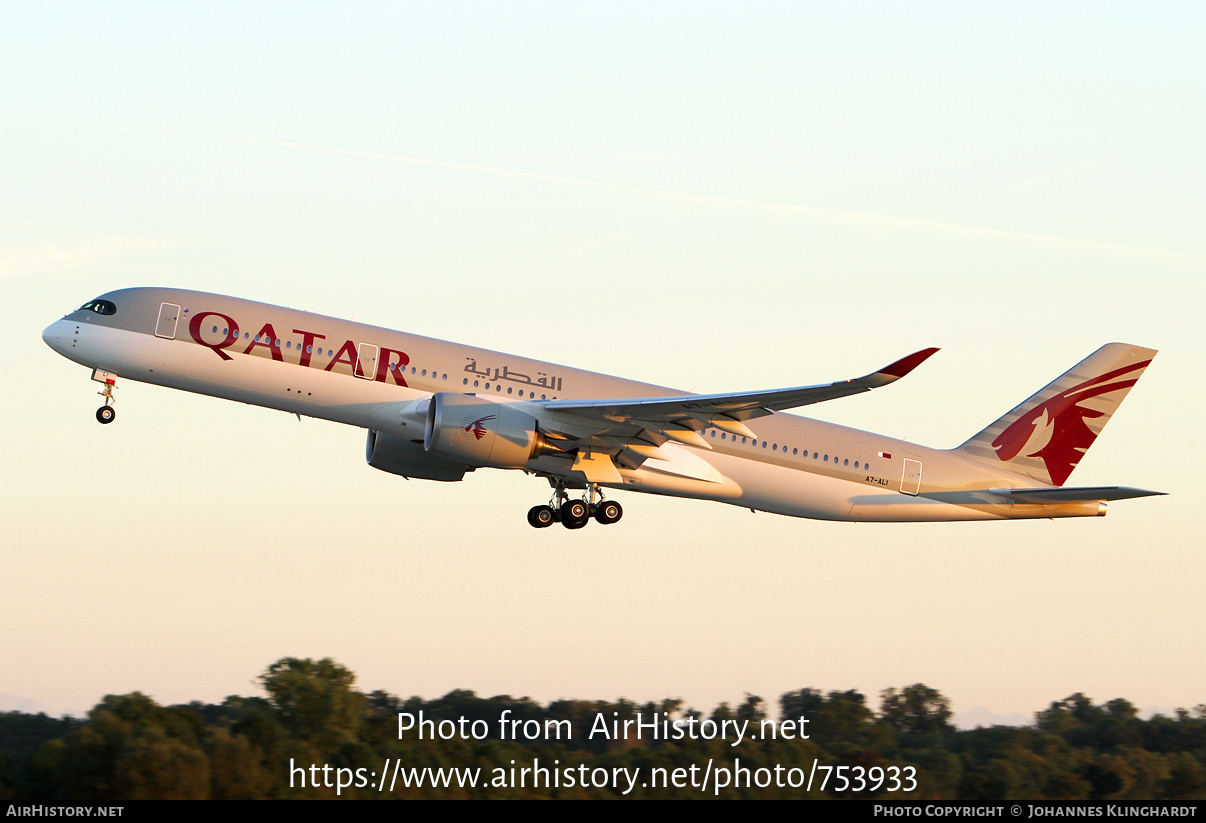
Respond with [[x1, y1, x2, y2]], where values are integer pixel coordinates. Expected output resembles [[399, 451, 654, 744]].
[[425, 393, 550, 469], [366, 429, 468, 482]]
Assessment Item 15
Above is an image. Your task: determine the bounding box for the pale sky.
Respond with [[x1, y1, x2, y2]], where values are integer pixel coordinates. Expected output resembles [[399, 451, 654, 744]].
[[2, 2, 1202, 725]]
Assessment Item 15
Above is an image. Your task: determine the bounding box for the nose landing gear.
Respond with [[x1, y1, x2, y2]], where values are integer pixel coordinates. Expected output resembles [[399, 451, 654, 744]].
[[526, 481, 623, 529], [92, 369, 118, 424]]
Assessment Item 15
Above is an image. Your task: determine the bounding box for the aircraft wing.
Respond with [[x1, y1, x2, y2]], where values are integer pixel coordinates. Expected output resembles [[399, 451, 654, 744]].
[[528, 348, 939, 477], [544, 347, 938, 429]]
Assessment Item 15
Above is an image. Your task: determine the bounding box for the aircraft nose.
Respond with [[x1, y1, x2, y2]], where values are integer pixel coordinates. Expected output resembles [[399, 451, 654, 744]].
[[42, 319, 67, 353]]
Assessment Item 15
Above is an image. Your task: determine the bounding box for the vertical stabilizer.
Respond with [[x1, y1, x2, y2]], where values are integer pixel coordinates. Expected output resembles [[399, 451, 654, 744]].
[[956, 343, 1156, 486]]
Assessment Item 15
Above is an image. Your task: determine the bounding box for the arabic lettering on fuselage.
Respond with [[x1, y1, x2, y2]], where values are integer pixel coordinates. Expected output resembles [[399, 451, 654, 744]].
[[186, 309, 410, 387], [463, 358, 562, 392]]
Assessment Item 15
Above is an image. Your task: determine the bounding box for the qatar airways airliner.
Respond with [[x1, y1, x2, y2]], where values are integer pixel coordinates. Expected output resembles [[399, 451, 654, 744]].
[[43, 288, 1162, 528]]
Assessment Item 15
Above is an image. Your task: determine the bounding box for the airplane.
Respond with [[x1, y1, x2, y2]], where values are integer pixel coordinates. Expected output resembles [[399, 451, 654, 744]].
[[42, 287, 1163, 528]]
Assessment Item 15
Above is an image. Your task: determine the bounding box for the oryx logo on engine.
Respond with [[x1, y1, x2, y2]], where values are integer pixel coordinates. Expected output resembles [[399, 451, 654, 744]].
[[464, 415, 496, 441]]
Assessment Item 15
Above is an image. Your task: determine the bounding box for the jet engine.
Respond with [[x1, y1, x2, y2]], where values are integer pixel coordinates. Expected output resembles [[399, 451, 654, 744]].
[[365, 429, 468, 481], [424, 393, 560, 468]]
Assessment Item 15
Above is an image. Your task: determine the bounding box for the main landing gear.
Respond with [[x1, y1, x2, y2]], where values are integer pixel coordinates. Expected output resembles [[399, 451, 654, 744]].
[[527, 481, 623, 529]]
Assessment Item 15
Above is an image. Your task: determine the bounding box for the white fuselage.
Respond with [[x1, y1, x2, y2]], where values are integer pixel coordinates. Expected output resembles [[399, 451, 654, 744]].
[[43, 287, 1103, 523]]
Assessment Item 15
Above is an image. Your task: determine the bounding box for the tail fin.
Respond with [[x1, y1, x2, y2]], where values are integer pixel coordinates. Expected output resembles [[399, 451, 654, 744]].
[[956, 343, 1156, 486]]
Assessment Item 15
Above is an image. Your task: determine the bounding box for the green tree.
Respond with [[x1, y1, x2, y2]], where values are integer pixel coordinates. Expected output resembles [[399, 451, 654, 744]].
[[31, 694, 210, 801], [780, 688, 825, 726], [807, 689, 885, 755], [259, 657, 365, 753], [880, 684, 954, 736], [736, 694, 766, 724]]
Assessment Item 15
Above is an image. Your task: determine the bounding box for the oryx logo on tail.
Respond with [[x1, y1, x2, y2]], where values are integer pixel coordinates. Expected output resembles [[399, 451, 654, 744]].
[[954, 343, 1156, 487], [991, 360, 1149, 485]]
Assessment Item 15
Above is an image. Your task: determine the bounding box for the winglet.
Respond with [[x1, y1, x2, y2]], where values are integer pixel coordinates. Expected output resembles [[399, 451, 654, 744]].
[[878, 347, 940, 378]]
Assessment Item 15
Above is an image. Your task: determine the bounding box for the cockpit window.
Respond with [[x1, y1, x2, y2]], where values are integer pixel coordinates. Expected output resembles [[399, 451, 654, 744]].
[[78, 300, 117, 316]]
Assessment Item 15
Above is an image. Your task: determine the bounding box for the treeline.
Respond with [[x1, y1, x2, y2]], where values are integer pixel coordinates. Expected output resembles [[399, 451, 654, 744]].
[[1, 658, 1203, 799]]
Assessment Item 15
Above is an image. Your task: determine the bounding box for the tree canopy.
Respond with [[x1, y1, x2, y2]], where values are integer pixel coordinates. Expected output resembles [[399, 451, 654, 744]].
[[0, 659, 1201, 800]]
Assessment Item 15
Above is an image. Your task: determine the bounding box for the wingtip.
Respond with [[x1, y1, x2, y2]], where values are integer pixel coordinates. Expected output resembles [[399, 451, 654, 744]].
[[879, 347, 940, 378]]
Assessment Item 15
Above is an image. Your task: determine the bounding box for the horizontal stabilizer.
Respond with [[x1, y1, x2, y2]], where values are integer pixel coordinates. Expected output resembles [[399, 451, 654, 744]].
[[991, 486, 1166, 504]]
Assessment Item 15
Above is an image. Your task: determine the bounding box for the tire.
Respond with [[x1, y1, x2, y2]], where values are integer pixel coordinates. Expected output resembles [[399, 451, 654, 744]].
[[96, 406, 115, 424], [527, 505, 556, 528], [560, 500, 590, 529], [594, 500, 623, 525]]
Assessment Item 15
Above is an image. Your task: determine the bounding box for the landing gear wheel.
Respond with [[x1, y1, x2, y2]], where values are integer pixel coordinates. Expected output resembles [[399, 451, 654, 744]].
[[96, 406, 116, 424], [560, 499, 590, 529], [527, 505, 556, 528], [594, 500, 623, 525]]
